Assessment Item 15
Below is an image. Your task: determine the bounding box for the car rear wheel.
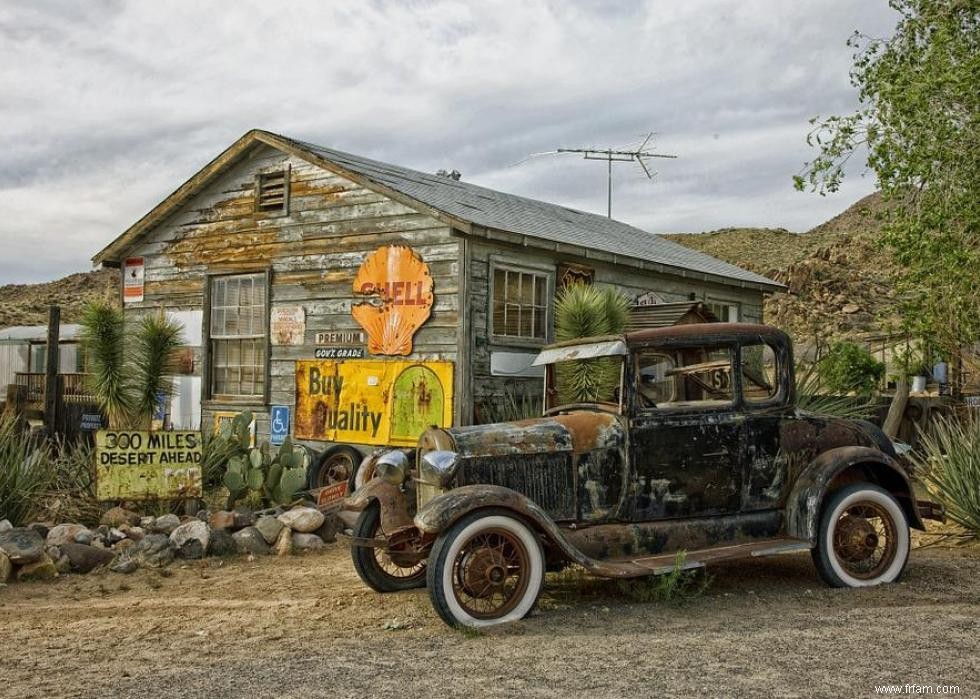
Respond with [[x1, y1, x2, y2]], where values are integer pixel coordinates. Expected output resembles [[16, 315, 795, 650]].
[[351, 503, 426, 592], [812, 483, 910, 588], [427, 508, 545, 628]]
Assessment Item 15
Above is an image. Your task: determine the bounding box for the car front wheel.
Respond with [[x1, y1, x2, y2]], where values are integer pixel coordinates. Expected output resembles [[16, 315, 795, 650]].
[[351, 503, 427, 592], [812, 483, 910, 588], [427, 508, 545, 628]]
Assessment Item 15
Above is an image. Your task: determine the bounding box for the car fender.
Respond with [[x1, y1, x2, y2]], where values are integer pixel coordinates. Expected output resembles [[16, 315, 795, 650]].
[[785, 446, 924, 545], [344, 478, 413, 534], [415, 484, 615, 574]]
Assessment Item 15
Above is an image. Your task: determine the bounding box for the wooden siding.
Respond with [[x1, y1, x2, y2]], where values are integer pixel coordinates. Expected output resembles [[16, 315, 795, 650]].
[[120, 144, 459, 443]]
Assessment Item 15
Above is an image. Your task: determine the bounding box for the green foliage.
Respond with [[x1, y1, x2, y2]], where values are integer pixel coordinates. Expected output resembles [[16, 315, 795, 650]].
[[80, 301, 186, 429], [130, 313, 184, 428], [80, 301, 133, 429], [817, 341, 885, 395], [615, 552, 712, 605], [554, 284, 632, 404], [200, 410, 253, 489], [915, 415, 980, 537], [0, 412, 55, 526], [796, 359, 874, 419], [797, 0, 980, 378], [223, 433, 307, 507]]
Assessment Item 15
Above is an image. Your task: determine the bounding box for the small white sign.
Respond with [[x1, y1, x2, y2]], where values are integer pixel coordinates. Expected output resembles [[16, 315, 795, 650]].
[[271, 306, 306, 346], [123, 257, 145, 304]]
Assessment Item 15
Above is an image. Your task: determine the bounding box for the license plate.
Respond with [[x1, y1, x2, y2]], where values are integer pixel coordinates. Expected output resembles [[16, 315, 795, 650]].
[[316, 481, 349, 513]]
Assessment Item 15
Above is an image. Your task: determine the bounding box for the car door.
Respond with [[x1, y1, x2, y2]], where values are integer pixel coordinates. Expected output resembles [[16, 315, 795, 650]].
[[626, 343, 743, 521]]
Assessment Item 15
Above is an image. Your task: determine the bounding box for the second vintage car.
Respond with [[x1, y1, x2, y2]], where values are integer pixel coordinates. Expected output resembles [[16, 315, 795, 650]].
[[340, 323, 940, 628]]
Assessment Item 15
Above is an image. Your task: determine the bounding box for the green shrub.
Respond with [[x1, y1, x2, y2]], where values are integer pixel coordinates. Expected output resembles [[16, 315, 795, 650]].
[[0, 412, 56, 526], [817, 341, 885, 394], [796, 360, 873, 419], [615, 552, 712, 605], [200, 410, 253, 489], [915, 416, 980, 537]]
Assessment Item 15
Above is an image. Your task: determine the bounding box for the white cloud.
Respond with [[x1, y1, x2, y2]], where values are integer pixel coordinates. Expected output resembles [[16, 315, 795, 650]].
[[0, 0, 898, 282]]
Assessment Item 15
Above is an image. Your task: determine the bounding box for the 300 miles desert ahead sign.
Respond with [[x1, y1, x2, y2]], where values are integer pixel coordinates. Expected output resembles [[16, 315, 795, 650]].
[[95, 430, 203, 501]]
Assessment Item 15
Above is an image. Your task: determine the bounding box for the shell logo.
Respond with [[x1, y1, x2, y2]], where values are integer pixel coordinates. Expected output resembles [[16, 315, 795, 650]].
[[351, 245, 433, 356]]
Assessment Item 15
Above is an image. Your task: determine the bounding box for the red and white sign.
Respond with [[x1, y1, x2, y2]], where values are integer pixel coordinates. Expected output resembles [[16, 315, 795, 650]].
[[123, 257, 145, 303], [315, 481, 349, 513]]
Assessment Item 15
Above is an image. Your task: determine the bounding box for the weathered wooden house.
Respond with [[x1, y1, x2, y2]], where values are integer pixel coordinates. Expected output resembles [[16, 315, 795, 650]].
[[92, 129, 781, 486]]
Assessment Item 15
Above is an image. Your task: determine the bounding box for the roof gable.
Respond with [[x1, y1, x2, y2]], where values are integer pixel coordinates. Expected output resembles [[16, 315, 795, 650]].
[[94, 129, 782, 291]]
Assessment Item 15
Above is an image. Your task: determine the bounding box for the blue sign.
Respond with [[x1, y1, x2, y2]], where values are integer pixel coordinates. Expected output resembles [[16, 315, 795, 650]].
[[270, 406, 290, 446]]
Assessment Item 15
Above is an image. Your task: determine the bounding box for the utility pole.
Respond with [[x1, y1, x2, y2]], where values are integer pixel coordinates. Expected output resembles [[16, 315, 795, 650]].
[[556, 133, 677, 218]]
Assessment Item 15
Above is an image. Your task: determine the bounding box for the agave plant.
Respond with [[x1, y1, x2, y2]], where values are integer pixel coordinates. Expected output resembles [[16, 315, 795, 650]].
[[224, 435, 307, 508], [554, 283, 631, 404], [0, 412, 56, 526], [80, 301, 184, 429], [795, 359, 874, 419], [914, 415, 980, 537]]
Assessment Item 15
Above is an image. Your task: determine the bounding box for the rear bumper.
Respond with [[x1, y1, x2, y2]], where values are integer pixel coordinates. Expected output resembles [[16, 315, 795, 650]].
[[917, 499, 946, 522]]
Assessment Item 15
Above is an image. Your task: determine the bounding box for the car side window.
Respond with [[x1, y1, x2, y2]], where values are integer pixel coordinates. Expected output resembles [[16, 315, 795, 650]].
[[741, 342, 780, 404], [636, 345, 735, 410]]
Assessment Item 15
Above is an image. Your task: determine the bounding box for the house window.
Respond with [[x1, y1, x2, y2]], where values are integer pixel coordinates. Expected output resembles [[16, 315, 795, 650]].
[[209, 272, 267, 398], [706, 299, 740, 322], [256, 168, 290, 214], [492, 265, 550, 341]]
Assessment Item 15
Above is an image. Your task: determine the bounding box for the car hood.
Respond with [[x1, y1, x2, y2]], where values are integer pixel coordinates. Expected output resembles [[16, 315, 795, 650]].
[[421, 411, 624, 458]]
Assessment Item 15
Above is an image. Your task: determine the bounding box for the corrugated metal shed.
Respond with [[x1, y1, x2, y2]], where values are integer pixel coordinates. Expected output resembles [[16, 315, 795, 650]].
[[626, 302, 719, 330]]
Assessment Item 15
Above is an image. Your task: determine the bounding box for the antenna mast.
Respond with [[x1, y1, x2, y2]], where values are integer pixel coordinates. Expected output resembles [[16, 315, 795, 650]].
[[556, 133, 677, 218]]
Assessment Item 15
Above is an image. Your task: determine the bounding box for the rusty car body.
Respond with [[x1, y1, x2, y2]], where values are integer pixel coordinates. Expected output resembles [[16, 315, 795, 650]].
[[341, 323, 942, 628]]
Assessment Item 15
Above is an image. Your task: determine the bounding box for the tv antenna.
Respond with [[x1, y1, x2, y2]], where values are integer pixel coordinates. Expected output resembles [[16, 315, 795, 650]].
[[520, 132, 677, 218]]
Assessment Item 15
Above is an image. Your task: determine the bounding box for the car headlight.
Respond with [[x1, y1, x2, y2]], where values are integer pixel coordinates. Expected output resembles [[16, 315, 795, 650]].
[[420, 450, 459, 487], [375, 450, 409, 485]]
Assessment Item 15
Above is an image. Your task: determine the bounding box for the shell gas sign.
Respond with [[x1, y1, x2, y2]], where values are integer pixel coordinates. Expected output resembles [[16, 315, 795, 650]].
[[295, 360, 454, 447]]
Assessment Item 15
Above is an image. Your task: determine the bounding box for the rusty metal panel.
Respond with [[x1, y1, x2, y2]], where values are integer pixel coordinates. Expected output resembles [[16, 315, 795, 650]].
[[295, 359, 453, 447], [95, 430, 203, 501]]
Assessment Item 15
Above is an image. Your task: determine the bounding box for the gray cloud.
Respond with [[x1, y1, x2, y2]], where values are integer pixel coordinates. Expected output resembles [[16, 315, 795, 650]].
[[0, 0, 897, 283]]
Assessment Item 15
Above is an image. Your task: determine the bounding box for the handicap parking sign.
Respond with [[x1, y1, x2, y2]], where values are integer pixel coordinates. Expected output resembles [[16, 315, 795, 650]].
[[270, 405, 290, 446]]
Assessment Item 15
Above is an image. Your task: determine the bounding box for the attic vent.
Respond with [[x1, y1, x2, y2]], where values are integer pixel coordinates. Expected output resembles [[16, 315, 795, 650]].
[[256, 167, 290, 214]]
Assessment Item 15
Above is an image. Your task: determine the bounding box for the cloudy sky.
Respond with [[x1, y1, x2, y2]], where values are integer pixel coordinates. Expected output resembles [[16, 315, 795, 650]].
[[0, 0, 898, 284]]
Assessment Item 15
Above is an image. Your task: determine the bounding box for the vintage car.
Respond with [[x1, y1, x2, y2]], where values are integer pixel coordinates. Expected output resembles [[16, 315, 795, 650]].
[[340, 323, 941, 628]]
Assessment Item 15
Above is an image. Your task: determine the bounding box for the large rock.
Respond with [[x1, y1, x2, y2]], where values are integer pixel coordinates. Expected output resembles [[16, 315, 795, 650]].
[[60, 542, 116, 573], [135, 533, 174, 568], [16, 554, 58, 582], [0, 527, 46, 565], [46, 524, 92, 548], [315, 515, 341, 544], [0, 519, 12, 533], [209, 511, 237, 530], [120, 525, 145, 542], [232, 527, 270, 555], [26, 522, 50, 539], [151, 514, 181, 535], [254, 515, 284, 544], [291, 533, 325, 552], [208, 528, 237, 557], [170, 520, 210, 560], [0, 551, 12, 582], [100, 506, 141, 528], [278, 507, 325, 534], [110, 556, 138, 574]]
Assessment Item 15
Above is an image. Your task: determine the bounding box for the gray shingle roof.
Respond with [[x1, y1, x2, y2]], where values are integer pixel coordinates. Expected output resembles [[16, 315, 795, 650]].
[[292, 137, 781, 289]]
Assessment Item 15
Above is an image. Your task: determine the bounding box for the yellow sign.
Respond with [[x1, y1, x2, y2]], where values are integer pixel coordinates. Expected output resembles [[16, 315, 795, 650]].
[[95, 430, 203, 501], [295, 359, 453, 447], [351, 245, 434, 356]]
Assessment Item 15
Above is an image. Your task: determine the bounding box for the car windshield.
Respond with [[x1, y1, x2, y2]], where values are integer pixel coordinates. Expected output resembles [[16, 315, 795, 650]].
[[536, 340, 627, 413]]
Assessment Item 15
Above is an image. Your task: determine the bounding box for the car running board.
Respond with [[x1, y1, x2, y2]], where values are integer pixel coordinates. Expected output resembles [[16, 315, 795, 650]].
[[585, 538, 812, 578]]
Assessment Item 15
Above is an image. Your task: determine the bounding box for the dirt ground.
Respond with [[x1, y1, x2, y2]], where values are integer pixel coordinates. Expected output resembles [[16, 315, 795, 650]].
[[1, 537, 978, 699]]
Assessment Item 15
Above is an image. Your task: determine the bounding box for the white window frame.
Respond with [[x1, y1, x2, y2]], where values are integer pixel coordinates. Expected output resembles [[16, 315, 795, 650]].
[[489, 260, 553, 346], [206, 271, 269, 402], [706, 298, 740, 323]]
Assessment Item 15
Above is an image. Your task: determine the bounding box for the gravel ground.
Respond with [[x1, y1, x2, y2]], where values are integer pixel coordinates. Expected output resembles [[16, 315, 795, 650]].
[[1, 541, 977, 699]]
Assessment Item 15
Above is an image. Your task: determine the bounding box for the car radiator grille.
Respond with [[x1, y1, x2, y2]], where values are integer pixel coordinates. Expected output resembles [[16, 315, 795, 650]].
[[456, 453, 576, 521]]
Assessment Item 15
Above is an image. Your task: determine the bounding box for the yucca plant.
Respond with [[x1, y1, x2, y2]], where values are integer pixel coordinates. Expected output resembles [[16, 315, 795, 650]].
[[0, 411, 56, 526], [80, 301, 133, 428], [554, 283, 631, 404], [914, 416, 980, 537], [80, 300, 184, 429]]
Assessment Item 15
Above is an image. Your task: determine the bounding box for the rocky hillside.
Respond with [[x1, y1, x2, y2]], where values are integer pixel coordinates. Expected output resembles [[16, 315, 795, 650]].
[[666, 193, 900, 342], [0, 269, 118, 328]]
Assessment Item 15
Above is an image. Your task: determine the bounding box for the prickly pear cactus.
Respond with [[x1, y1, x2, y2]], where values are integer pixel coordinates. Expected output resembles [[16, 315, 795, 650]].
[[224, 428, 307, 508]]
